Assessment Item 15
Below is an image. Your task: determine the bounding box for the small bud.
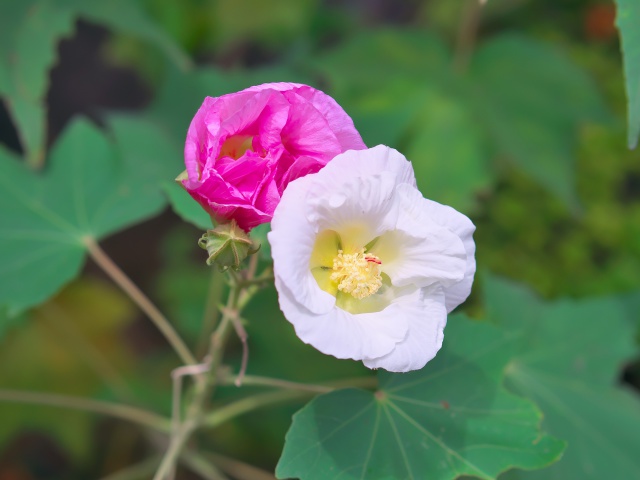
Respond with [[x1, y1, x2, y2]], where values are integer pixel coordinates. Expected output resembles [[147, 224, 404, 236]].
[[198, 220, 258, 271]]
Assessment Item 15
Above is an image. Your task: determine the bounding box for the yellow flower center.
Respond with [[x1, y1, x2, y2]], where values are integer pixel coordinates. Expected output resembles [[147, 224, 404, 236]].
[[330, 248, 382, 299], [219, 135, 254, 160]]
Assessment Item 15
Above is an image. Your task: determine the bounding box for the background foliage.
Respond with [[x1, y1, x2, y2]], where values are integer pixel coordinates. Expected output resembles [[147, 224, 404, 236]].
[[0, 0, 639, 479]]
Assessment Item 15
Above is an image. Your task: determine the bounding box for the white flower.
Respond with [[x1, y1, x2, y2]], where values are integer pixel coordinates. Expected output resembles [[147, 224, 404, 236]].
[[267, 145, 475, 373]]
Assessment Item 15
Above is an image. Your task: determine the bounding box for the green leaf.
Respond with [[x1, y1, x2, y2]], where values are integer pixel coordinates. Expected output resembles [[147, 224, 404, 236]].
[[615, 0, 640, 148], [0, 0, 75, 166], [0, 117, 180, 316], [0, 0, 189, 167], [276, 316, 564, 480], [404, 87, 492, 212], [469, 35, 609, 212], [312, 30, 449, 148], [310, 30, 608, 212], [483, 276, 640, 479]]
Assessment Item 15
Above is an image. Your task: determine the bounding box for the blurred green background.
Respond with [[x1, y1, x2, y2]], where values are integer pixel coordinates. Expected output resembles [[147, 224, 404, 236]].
[[0, 0, 638, 478]]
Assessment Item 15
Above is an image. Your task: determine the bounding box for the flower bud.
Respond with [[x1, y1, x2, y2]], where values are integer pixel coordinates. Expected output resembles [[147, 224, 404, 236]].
[[198, 220, 258, 271]]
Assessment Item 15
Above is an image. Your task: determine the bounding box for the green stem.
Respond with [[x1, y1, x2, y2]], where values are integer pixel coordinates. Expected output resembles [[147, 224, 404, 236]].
[[84, 237, 198, 367], [223, 374, 333, 393], [196, 269, 225, 358], [205, 375, 378, 428], [0, 389, 170, 432], [153, 281, 241, 480], [204, 389, 312, 429]]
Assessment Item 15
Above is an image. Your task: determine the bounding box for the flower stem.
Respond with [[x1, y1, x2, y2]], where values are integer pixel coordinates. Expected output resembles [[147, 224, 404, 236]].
[[223, 374, 333, 393], [0, 389, 170, 432], [196, 269, 225, 358], [204, 389, 312, 428], [205, 375, 378, 428], [84, 236, 198, 367], [153, 280, 241, 480]]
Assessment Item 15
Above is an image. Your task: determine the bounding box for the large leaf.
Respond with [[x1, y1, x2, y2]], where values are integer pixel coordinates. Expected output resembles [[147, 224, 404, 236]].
[[310, 30, 608, 212], [0, 0, 189, 167], [483, 276, 640, 479], [469, 35, 608, 212], [615, 0, 640, 148], [0, 117, 180, 316], [404, 87, 492, 211], [0, 0, 75, 166], [276, 316, 564, 480]]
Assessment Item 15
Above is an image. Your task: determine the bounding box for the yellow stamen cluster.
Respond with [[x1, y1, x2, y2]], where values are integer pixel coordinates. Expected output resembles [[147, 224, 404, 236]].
[[330, 248, 382, 299]]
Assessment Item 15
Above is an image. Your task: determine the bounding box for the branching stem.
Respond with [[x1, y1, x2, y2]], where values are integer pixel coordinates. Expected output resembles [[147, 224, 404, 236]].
[[84, 236, 198, 367], [0, 389, 170, 432]]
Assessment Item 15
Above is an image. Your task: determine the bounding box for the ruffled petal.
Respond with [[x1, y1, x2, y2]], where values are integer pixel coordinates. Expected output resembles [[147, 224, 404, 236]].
[[373, 184, 467, 289], [243, 82, 366, 153], [269, 174, 335, 314], [363, 285, 447, 372], [318, 145, 416, 187], [286, 85, 367, 151], [275, 276, 409, 361], [306, 171, 400, 250], [412, 195, 476, 312]]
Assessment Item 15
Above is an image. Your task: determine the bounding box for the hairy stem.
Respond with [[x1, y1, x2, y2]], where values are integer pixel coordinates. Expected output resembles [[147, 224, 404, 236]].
[[0, 389, 170, 432], [84, 236, 197, 367]]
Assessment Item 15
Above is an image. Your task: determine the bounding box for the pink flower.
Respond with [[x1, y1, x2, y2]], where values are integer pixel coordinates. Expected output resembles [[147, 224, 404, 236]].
[[182, 83, 366, 231]]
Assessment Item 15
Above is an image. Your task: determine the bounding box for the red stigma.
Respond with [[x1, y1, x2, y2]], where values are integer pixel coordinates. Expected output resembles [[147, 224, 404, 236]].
[[365, 256, 381, 265]]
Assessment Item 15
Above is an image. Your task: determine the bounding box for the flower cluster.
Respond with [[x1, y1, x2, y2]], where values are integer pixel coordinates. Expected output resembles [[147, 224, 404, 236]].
[[183, 84, 475, 372]]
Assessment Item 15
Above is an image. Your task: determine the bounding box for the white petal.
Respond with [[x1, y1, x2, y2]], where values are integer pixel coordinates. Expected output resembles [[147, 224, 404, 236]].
[[306, 171, 400, 248], [269, 174, 335, 314], [275, 276, 409, 361], [363, 286, 447, 373], [317, 145, 416, 187], [408, 189, 476, 312], [374, 184, 467, 289]]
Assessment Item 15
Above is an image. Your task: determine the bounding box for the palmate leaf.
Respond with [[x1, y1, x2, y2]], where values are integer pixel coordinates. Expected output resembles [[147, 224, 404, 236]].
[[0, 117, 180, 318], [310, 30, 608, 212], [483, 276, 640, 479], [0, 0, 189, 167], [276, 317, 564, 480], [615, 0, 640, 148], [0, 0, 75, 166], [468, 35, 608, 212]]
